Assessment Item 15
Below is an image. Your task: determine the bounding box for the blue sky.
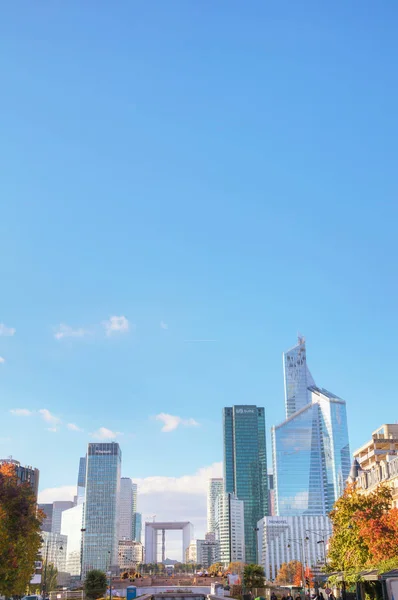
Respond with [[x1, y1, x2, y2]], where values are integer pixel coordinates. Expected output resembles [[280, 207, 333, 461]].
[[1, 1, 398, 538]]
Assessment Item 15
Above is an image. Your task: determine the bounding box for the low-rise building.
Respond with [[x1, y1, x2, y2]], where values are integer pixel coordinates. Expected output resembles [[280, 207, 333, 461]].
[[257, 515, 332, 582], [186, 535, 220, 568], [118, 540, 144, 571], [350, 424, 398, 508]]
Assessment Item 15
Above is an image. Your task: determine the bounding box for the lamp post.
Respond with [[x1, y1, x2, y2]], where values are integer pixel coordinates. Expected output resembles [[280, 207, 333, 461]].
[[287, 538, 307, 596], [254, 527, 260, 565], [305, 529, 327, 566], [41, 538, 64, 600], [108, 550, 112, 600]]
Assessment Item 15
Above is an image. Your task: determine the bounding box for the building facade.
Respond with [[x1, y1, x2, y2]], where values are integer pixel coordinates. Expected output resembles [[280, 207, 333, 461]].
[[118, 540, 144, 571], [52, 501, 75, 534], [350, 424, 398, 508], [41, 531, 68, 573], [223, 405, 268, 562], [207, 478, 224, 533], [145, 521, 194, 564], [39, 503, 54, 532], [273, 386, 350, 516], [186, 536, 220, 568], [283, 336, 316, 418], [133, 512, 142, 543], [0, 458, 40, 498], [77, 457, 86, 501], [82, 442, 121, 575], [215, 493, 245, 567], [257, 515, 332, 581], [61, 503, 84, 577], [268, 473, 275, 517], [120, 478, 134, 540]]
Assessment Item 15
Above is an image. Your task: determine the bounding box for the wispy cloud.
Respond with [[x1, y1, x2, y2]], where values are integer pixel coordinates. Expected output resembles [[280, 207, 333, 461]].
[[10, 408, 33, 417], [0, 323, 16, 336], [91, 427, 122, 440], [102, 315, 130, 336], [160, 321, 168, 330], [0, 357, 5, 364], [54, 324, 90, 340], [67, 423, 83, 432], [39, 408, 61, 431], [155, 413, 199, 433]]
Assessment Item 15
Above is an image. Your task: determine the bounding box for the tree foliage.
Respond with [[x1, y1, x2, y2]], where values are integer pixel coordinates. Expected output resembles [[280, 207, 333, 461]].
[[84, 569, 108, 600], [328, 483, 398, 574], [243, 564, 265, 589], [0, 462, 43, 596], [44, 563, 58, 592], [275, 561, 302, 585], [228, 561, 245, 575], [208, 562, 224, 576]]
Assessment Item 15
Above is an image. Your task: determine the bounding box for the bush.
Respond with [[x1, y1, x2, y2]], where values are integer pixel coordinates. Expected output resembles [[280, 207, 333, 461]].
[[84, 569, 108, 600]]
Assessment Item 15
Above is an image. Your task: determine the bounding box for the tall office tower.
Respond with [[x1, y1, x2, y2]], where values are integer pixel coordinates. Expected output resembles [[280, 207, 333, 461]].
[[39, 503, 54, 532], [61, 503, 84, 577], [77, 456, 86, 501], [273, 341, 351, 516], [133, 512, 142, 543], [283, 336, 315, 418], [120, 477, 134, 540], [223, 405, 268, 563], [207, 478, 224, 533], [0, 458, 40, 498], [82, 443, 121, 575], [52, 501, 75, 534], [267, 473, 275, 517], [215, 492, 245, 566], [132, 483, 137, 512]]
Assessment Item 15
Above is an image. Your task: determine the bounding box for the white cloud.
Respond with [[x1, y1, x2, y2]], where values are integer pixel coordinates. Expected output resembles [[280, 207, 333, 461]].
[[46, 427, 58, 433], [38, 485, 76, 503], [134, 461, 222, 495], [160, 321, 168, 330], [39, 409, 61, 431], [102, 315, 130, 336], [155, 413, 199, 432], [54, 324, 89, 340], [91, 427, 122, 440], [0, 357, 5, 364], [67, 423, 83, 432], [10, 408, 33, 417], [0, 323, 16, 336]]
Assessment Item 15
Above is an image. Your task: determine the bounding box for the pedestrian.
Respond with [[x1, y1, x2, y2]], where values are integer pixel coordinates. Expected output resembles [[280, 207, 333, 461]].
[[286, 592, 293, 600], [295, 594, 301, 600], [271, 593, 278, 600]]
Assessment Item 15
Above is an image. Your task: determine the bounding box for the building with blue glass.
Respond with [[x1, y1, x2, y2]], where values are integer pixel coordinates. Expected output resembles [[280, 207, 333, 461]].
[[273, 338, 350, 516], [82, 442, 121, 575], [223, 405, 268, 563]]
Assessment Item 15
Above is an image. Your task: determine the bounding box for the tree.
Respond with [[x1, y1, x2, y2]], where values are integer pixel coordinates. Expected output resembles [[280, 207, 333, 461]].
[[304, 566, 314, 588], [293, 561, 303, 587], [0, 462, 43, 596], [228, 562, 244, 575], [243, 564, 265, 589], [209, 562, 224, 576], [328, 483, 398, 574], [44, 563, 58, 592], [275, 561, 302, 585], [84, 569, 108, 600]]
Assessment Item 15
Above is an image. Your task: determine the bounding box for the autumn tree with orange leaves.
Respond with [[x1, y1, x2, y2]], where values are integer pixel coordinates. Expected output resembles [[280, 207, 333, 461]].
[[0, 462, 43, 595], [328, 483, 398, 577]]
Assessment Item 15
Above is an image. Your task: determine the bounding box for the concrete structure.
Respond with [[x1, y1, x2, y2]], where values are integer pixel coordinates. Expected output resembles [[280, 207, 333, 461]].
[[207, 478, 223, 534], [350, 424, 398, 508], [41, 531, 68, 573], [145, 521, 194, 563], [283, 336, 316, 418], [0, 458, 40, 498], [257, 515, 332, 581], [215, 493, 245, 567], [120, 478, 135, 540], [223, 405, 268, 562], [118, 540, 144, 570], [61, 503, 84, 577], [82, 442, 121, 575]]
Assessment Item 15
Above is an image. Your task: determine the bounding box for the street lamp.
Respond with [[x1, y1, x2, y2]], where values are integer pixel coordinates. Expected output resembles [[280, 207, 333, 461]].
[[41, 538, 64, 600], [305, 529, 327, 565], [254, 527, 260, 565], [287, 539, 306, 595]]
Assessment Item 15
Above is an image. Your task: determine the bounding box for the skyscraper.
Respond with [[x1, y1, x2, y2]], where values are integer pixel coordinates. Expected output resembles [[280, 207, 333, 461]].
[[215, 492, 245, 566], [0, 458, 40, 499], [82, 442, 121, 575], [120, 477, 134, 540], [207, 478, 223, 533], [52, 501, 75, 534], [273, 338, 350, 516], [223, 405, 268, 563], [283, 336, 315, 418], [133, 512, 142, 543]]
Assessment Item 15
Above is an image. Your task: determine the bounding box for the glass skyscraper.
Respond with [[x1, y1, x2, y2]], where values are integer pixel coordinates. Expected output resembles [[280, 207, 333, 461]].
[[273, 338, 350, 516], [223, 405, 268, 563], [82, 442, 121, 575], [283, 336, 315, 418]]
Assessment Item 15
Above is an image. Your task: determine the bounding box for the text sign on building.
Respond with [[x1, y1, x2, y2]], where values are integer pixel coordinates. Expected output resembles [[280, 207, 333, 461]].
[[236, 408, 255, 414]]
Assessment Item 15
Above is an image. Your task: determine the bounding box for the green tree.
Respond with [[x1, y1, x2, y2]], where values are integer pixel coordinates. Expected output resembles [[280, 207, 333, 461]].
[[0, 462, 43, 596], [84, 569, 108, 600], [243, 564, 265, 589], [44, 563, 58, 592]]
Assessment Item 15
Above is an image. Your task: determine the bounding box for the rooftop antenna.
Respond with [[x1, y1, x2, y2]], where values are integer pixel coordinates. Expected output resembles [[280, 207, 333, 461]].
[[297, 331, 305, 345]]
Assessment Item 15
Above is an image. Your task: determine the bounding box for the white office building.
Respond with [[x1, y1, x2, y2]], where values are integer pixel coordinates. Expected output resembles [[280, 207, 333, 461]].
[[41, 531, 68, 573], [186, 535, 220, 568], [215, 493, 245, 566], [207, 478, 224, 533], [52, 501, 75, 534], [61, 503, 84, 577], [257, 515, 332, 581], [120, 478, 134, 540], [118, 540, 144, 570]]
